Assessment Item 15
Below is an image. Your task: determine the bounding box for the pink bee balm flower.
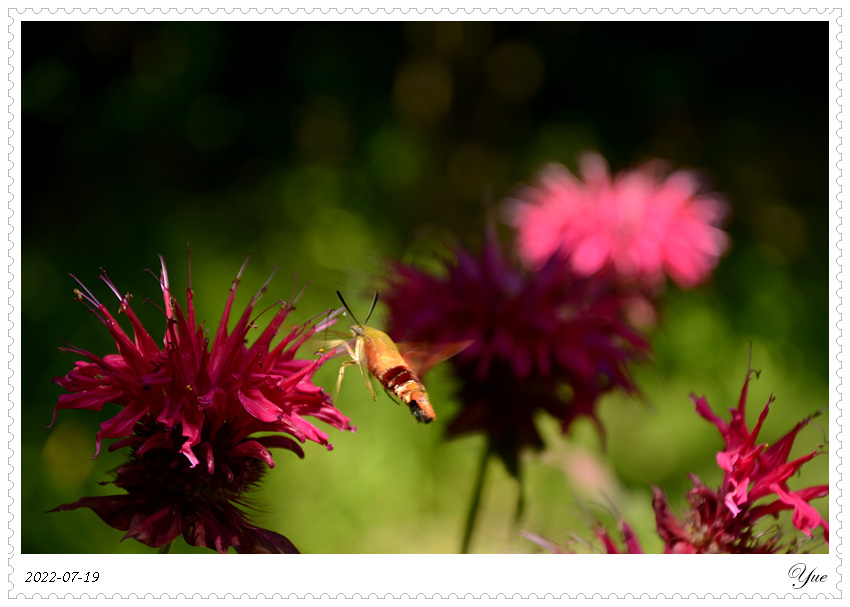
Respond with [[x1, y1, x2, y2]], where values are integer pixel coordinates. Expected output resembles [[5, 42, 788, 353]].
[[653, 357, 828, 553], [50, 256, 355, 553], [508, 153, 729, 288]]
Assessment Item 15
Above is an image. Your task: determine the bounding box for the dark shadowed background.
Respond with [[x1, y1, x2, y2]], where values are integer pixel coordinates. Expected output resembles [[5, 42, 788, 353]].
[[22, 21, 829, 553]]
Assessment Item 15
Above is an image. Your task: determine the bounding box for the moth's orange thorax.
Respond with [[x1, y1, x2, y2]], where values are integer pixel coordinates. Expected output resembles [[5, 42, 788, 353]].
[[356, 326, 408, 375]]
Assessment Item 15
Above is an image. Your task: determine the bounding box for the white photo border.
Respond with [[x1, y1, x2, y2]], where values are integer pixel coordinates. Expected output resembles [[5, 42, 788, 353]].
[[6, 4, 842, 601]]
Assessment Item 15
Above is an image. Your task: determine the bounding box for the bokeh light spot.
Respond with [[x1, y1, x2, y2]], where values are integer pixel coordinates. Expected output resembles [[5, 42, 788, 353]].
[[367, 127, 425, 190], [393, 59, 453, 125], [485, 42, 544, 102], [42, 422, 96, 489], [295, 96, 352, 161]]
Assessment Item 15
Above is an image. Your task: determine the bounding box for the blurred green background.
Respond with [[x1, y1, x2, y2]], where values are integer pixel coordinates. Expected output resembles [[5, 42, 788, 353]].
[[22, 21, 829, 554]]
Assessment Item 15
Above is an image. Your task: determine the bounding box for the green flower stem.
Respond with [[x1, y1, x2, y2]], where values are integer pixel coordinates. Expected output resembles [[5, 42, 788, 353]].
[[515, 465, 526, 523], [460, 439, 491, 554]]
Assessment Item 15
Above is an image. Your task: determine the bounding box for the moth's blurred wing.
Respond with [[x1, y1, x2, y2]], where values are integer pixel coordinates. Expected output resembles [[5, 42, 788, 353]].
[[310, 330, 353, 357], [397, 340, 474, 377]]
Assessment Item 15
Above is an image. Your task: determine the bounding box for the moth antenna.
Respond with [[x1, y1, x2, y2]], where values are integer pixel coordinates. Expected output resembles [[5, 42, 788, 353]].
[[363, 292, 379, 325], [336, 291, 361, 325]]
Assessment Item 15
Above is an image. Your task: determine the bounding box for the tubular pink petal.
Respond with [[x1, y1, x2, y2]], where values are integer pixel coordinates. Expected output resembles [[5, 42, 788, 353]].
[[197, 442, 215, 473], [117, 301, 162, 363], [254, 435, 305, 458], [177, 407, 205, 467], [750, 450, 820, 501], [229, 440, 276, 468], [55, 385, 125, 412], [178, 444, 200, 469], [108, 435, 145, 452], [771, 484, 826, 538], [136, 432, 174, 457], [124, 506, 181, 548], [285, 411, 331, 447], [96, 403, 148, 444], [237, 389, 283, 423]]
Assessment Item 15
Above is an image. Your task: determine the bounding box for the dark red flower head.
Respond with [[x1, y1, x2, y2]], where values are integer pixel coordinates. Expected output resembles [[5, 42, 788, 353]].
[[51, 256, 355, 553], [652, 359, 828, 553], [383, 229, 649, 475]]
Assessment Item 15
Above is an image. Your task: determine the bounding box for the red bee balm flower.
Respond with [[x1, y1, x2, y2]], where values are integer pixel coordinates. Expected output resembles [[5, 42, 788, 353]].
[[653, 362, 828, 553], [50, 257, 355, 553], [508, 153, 729, 288]]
